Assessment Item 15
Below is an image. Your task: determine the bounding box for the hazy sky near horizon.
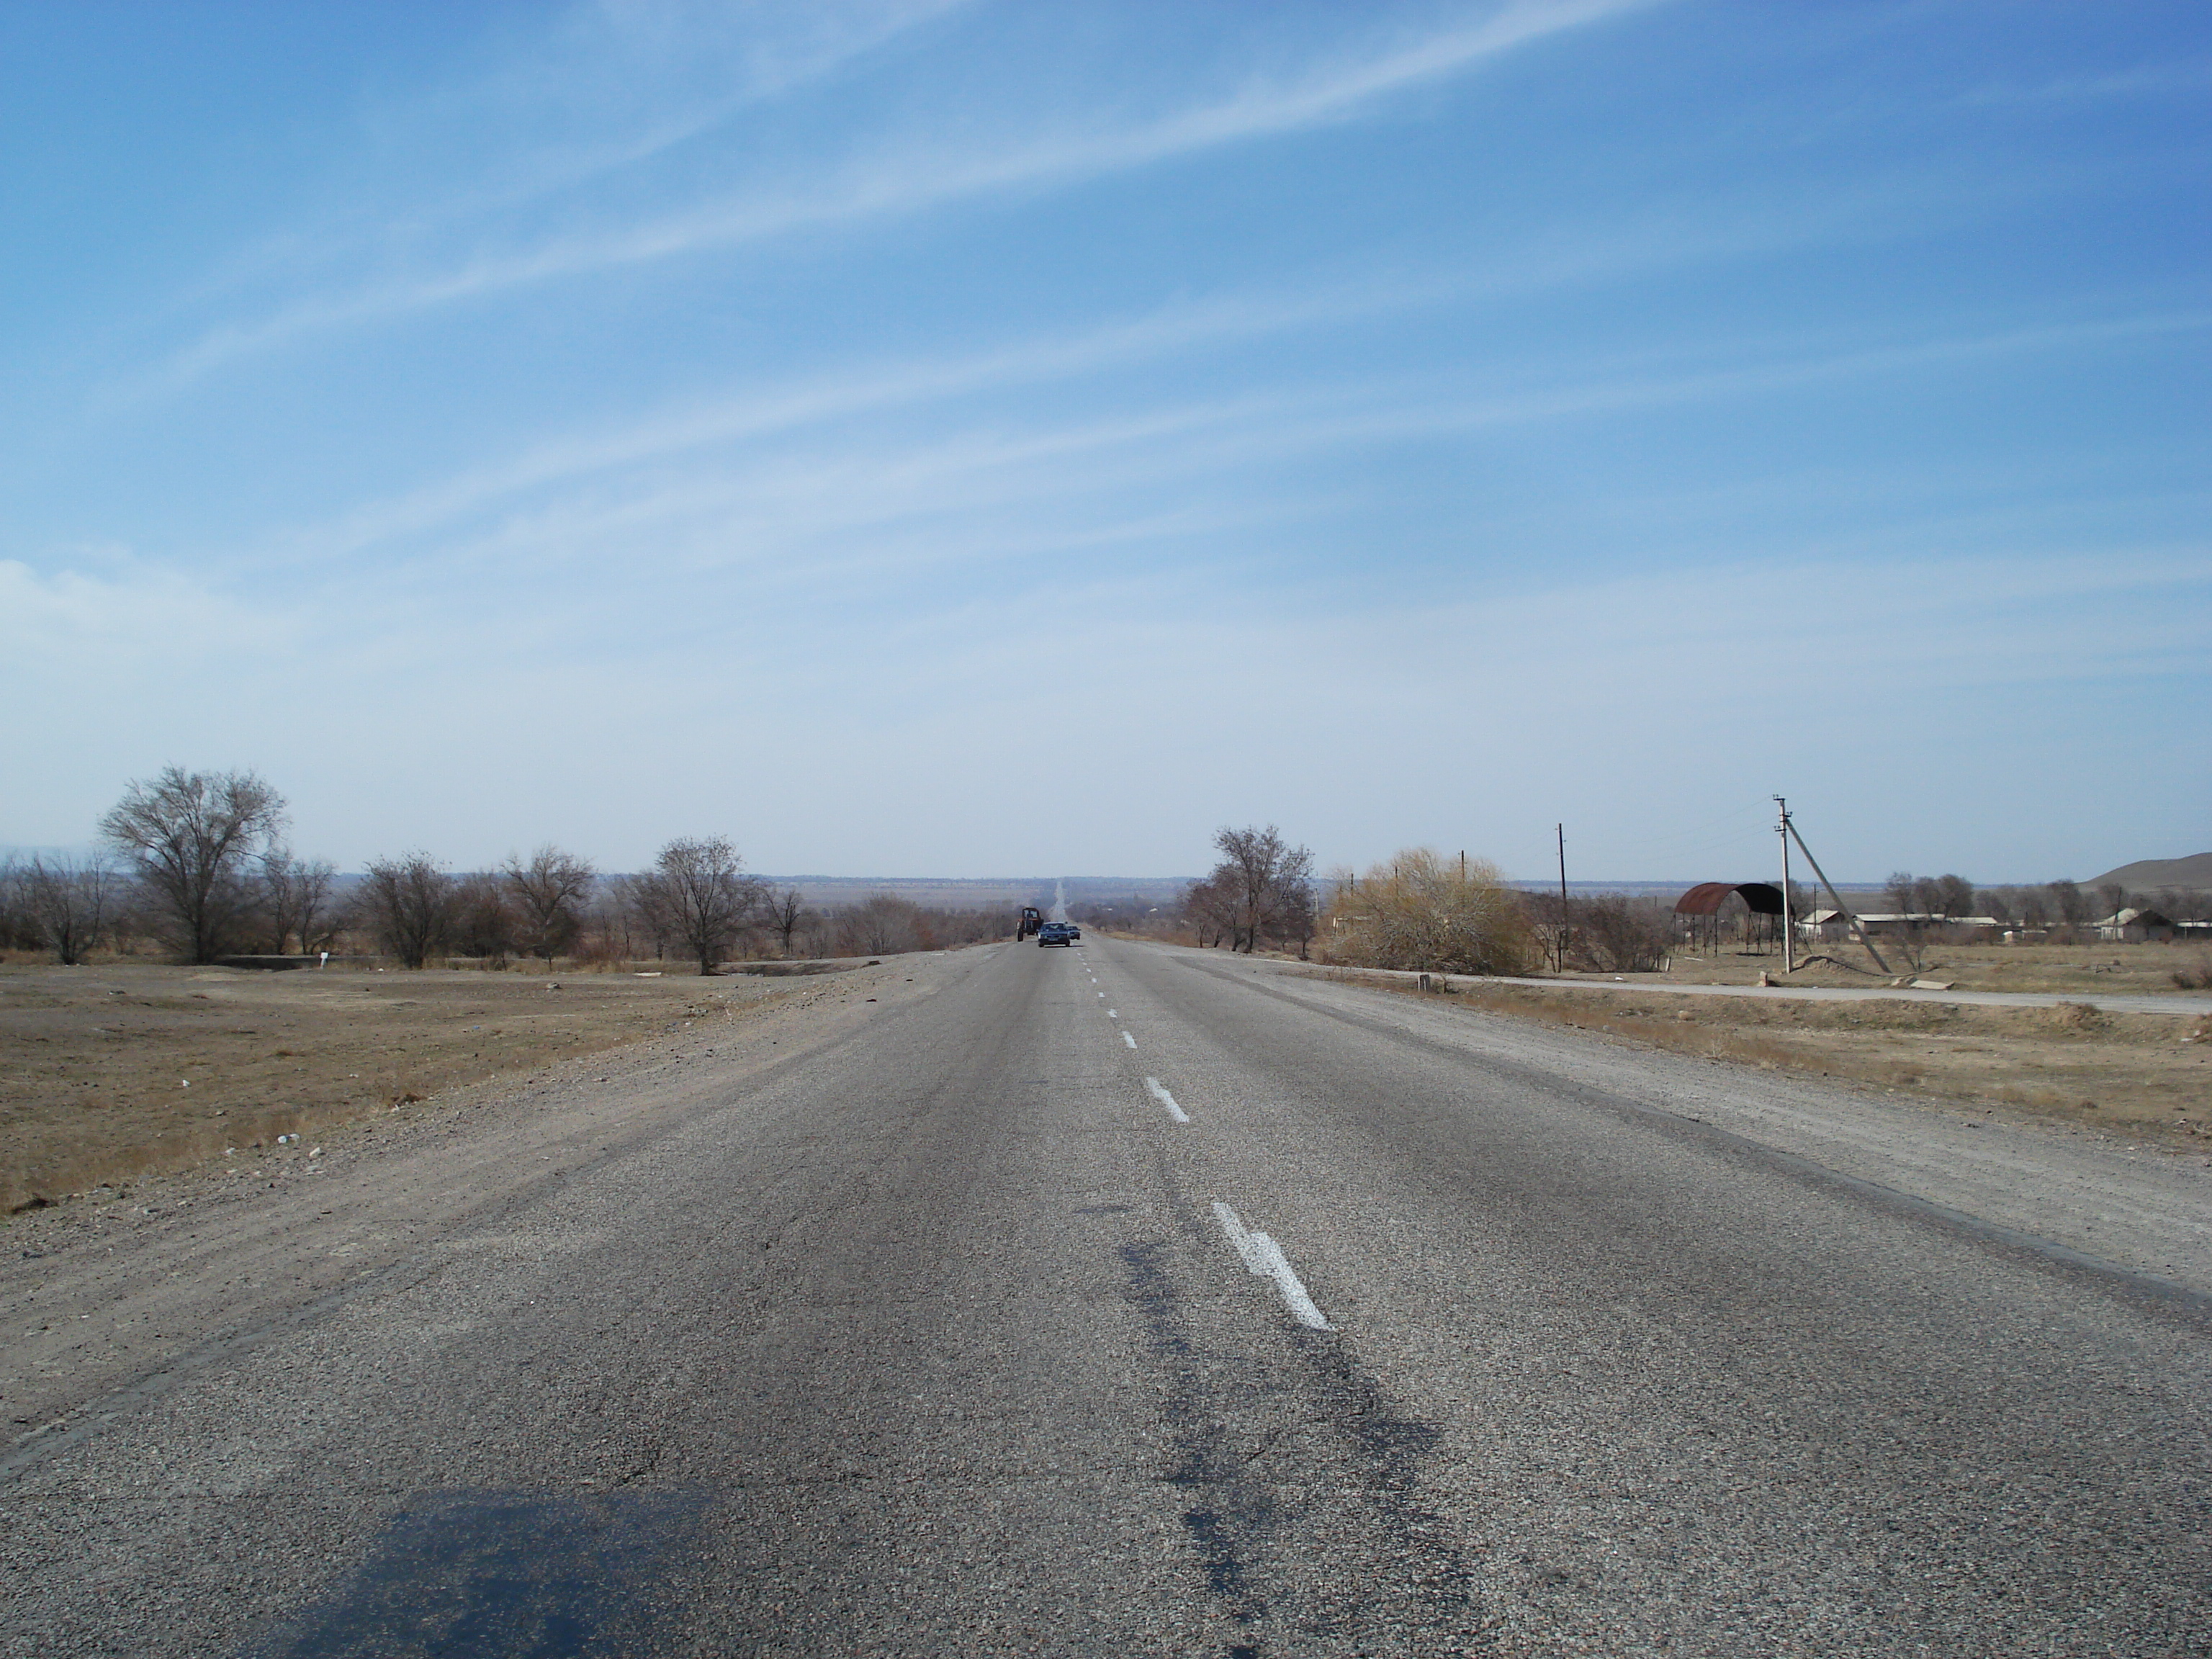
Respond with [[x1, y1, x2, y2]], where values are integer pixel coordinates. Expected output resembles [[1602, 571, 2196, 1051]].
[[4, 1, 2206, 883]]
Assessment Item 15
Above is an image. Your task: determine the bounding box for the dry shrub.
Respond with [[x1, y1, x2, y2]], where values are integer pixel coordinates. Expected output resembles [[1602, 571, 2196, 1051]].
[[1321, 849, 1532, 975], [2042, 1000, 2105, 1033], [2172, 953, 2212, 991]]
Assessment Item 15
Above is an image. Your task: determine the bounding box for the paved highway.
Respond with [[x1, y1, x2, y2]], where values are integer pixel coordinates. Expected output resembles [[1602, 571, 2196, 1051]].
[[6, 936, 2210, 1655]]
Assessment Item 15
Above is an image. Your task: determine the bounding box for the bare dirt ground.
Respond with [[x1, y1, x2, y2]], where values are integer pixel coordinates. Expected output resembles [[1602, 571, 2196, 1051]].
[[1608, 939, 2212, 995], [1317, 968, 2212, 1149], [0, 952, 948, 1444], [0, 960, 867, 1210]]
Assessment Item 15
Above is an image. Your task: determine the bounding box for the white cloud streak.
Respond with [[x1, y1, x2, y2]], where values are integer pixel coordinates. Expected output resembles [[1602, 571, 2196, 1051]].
[[154, 0, 1650, 383]]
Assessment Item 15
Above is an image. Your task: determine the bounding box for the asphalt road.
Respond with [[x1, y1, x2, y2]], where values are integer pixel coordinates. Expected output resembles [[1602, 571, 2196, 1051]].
[[6, 936, 2211, 1656]]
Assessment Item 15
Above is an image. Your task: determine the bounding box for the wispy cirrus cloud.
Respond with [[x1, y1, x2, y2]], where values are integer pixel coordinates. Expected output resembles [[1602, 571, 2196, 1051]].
[[265, 288, 2208, 593], [1960, 58, 2212, 107], [153, 0, 1652, 386]]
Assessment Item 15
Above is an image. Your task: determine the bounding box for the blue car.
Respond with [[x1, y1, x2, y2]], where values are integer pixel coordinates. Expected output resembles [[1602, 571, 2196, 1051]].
[[1037, 922, 1079, 947]]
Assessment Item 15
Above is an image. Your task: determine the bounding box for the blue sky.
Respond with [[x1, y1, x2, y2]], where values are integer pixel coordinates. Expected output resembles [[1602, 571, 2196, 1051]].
[[4, 0, 2206, 883]]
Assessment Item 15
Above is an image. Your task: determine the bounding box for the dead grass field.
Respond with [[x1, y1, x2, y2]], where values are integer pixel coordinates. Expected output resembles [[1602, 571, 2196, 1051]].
[[0, 961, 822, 1210], [1329, 969, 2212, 1149], [1608, 940, 2212, 996]]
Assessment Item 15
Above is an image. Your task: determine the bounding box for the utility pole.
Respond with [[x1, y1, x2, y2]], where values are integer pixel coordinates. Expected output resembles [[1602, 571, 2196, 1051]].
[[1776, 796, 1794, 974], [1556, 823, 1569, 974], [1784, 809, 1891, 975]]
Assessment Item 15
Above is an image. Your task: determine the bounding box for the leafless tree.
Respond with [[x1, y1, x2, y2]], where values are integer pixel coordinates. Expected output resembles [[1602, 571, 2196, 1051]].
[[1277, 873, 1318, 960], [1884, 871, 1918, 918], [1209, 824, 1315, 953], [258, 848, 337, 955], [1573, 895, 1671, 973], [2098, 882, 2128, 922], [631, 836, 762, 975], [12, 854, 122, 965], [358, 852, 459, 969], [1931, 873, 1975, 920], [842, 894, 920, 956], [2051, 879, 2089, 932], [503, 845, 596, 962], [100, 766, 287, 962], [764, 886, 808, 957], [0, 862, 32, 951], [1181, 871, 1240, 948], [449, 873, 519, 963]]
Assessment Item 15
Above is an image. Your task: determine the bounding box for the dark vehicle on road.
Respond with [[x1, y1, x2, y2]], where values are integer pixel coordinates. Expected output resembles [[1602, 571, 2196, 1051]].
[[1018, 906, 1043, 939], [1036, 922, 1078, 947]]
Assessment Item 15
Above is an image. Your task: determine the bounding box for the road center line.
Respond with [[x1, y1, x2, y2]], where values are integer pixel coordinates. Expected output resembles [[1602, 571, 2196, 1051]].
[[1210, 1202, 1331, 1329], [1123, 1030, 1136, 1048], [1143, 1076, 1191, 1123], [1108, 1009, 1118, 1018]]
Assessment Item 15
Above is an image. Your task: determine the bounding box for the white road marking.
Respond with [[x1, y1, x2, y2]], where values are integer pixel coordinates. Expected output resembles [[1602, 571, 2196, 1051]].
[[1210, 1202, 1331, 1330], [1144, 1076, 1191, 1123], [1108, 1009, 1118, 1019], [1123, 1030, 1137, 1048], [1097, 991, 1105, 999]]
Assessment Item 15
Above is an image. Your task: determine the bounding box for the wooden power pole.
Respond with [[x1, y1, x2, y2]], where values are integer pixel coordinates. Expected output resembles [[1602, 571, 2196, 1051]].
[[1556, 823, 1569, 974]]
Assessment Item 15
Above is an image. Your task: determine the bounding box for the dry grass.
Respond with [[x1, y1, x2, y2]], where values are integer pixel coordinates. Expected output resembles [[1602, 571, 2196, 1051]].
[[1606, 939, 2208, 997], [0, 961, 809, 1210], [1323, 970, 2212, 1148]]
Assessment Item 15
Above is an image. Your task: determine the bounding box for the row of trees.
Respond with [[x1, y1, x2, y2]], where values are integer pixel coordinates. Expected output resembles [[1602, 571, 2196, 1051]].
[[1, 767, 1010, 974], [1887, 872, 2209, 930]]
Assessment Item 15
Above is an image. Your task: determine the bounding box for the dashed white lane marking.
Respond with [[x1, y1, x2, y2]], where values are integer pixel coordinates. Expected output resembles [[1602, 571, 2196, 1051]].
[[1097, 991, 1105, 999], [1123, 1030, 1137, 1048], [1210, 1202, 1331, 1330], [1108, 1009, 1118, 1019], [1144, 1076, 1191, 1123]]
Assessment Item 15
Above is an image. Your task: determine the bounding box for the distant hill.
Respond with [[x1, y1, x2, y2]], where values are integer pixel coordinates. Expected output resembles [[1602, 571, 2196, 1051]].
[[2085, 852, 2212, 890]]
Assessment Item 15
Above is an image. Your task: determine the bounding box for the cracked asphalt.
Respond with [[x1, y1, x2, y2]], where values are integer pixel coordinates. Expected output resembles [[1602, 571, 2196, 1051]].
[[4, 935, 2209, 1655]]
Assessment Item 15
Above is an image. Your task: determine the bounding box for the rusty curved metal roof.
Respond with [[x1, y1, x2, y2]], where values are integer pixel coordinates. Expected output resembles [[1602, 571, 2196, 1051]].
[[1673, 881, 1785, 917]]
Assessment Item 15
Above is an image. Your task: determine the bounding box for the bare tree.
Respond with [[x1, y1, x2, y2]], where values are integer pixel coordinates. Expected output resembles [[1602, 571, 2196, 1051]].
[[2098, 881, 2128, 923], [764, 886, 808, 957], [1277, 869, 1318, 960], [841, 894, 920, 956], [631, 836, 762, 975], [358, 852, 459, 969], [1209, 824, 1316, 953], [13, 854, 122, 965], [100, 766, 287, 962], [2050, 879, 2089, 933], [503, 845, 596, 962], [259, 848, 337, 955], [1181, 871, 1240, 948], [1884, 871, 1918, 918], [1575, 894, 1671, 973], [449, 873, 518, 963], [1931, 873, 1975, 920]]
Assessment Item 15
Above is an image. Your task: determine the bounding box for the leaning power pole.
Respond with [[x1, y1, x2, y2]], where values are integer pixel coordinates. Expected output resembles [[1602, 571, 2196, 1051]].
[[1782, 806, 1890, 975]]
